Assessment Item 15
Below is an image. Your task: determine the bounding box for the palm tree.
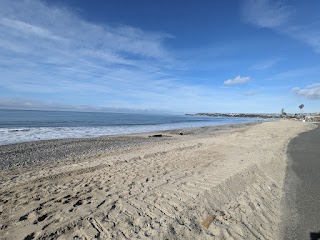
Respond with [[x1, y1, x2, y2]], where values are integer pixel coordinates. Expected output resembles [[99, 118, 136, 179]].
[[299, 104, 304, 114]]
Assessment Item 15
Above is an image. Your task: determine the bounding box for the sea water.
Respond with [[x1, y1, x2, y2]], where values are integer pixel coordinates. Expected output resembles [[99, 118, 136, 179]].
[[0, 109, 258, 145]]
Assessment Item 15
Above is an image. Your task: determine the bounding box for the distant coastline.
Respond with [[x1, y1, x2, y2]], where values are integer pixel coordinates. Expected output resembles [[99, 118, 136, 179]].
[[186, 112, 320, 119], [186, 112, 280, 118]]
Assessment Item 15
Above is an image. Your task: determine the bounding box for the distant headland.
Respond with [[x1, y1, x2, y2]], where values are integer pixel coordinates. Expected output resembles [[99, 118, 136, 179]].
[[186, 112, 320, 119]]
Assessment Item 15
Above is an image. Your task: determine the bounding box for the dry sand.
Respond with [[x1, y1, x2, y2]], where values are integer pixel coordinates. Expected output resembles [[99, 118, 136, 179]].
[[0, 120, 316, 239]]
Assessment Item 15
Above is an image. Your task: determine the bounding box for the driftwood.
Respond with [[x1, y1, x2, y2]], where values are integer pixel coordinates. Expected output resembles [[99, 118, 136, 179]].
[[149, 134, 162, 137]]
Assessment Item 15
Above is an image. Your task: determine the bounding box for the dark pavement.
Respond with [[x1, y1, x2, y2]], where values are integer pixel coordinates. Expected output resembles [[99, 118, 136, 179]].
[[283, 124, 320, 240]]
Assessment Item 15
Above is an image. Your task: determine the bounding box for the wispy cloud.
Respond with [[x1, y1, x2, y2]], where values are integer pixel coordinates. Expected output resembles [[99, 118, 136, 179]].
[[285, 24, 320, 53], [242, 0, 292, 28], [3, 0, 276, 113], [0, 0, 186, 111], [241, 0, 320, 53], [243, 90, 257, 96], [292, 83, 320, 99], [224, 76, 250, 85], [0, 18, 66, 42], [0, 0, 237, 112], [251, 58, 281, 70], [0, 0, 172, 59], [2, 0, 315, 113]]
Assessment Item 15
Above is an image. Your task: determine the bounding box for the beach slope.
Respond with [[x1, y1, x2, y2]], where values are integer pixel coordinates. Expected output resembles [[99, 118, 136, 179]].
[[0, 121, 315, 239]]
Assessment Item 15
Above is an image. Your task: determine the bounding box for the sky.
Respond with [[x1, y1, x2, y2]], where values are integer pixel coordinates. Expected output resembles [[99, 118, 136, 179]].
[[0, 0, 319, 114]]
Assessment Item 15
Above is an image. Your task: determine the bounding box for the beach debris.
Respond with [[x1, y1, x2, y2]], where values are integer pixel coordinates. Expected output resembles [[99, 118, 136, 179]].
[[23, 232, 35, 240], [201, 215, 216, 229], [149, 134, 162, 137]]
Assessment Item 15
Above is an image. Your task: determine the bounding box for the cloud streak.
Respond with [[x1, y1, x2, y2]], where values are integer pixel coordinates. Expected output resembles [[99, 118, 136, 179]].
[[241, 0, 320, 53], [0, 18, 65, 42]]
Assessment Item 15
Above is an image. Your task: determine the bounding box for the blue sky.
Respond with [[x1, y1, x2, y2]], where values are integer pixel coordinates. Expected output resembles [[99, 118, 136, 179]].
[[0, 0, 319, 113]]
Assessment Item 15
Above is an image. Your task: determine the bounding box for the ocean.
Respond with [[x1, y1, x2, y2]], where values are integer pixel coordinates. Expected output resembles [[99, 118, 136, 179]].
[[0, 109, 258, 145]]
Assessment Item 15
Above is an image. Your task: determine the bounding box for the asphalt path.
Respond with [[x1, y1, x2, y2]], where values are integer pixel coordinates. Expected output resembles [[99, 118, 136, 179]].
[[282, 124, 320, 240]]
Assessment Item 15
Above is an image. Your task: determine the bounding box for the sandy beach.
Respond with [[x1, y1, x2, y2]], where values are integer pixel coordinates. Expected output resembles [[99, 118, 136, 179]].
[[0, 120, 316, 239]]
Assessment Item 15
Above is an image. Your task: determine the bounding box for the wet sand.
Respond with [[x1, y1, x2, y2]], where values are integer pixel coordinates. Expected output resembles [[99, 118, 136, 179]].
[[0, 120, 315, 239], [0, 122, 259, 170], [282, 123, 320, 240]]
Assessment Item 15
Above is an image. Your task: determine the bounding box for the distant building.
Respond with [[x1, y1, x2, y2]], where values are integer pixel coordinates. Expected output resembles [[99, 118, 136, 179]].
[[306, 115, 320, 122], [314, 116, 320, 122]]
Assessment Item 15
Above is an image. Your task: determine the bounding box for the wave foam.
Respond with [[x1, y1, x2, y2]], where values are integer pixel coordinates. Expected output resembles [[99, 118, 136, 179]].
[[0, 119, 257, 145]]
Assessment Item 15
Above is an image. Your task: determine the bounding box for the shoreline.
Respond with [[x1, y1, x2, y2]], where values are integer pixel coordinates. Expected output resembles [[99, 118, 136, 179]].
[[0, 117, 262, 146], [0, 121, 262, 170], [0, 120, 315, 239]]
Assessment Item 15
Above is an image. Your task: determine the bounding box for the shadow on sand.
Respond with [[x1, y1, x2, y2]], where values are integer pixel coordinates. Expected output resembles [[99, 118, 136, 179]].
[[310, 232, 320, 240]]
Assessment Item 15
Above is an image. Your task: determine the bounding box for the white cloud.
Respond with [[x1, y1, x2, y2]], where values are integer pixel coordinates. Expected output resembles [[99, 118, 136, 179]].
[[224, 76, 250, 85], [292, 83, 320, 99]]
